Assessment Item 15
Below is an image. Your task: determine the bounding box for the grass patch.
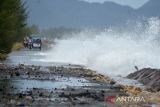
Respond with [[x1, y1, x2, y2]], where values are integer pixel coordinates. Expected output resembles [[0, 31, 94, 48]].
[[12, 42, 23, 51], [0, 53, 7, 60]]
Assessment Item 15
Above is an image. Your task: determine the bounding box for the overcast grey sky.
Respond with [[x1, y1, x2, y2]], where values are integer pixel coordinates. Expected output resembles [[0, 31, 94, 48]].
[[81, 0, 149, 8]]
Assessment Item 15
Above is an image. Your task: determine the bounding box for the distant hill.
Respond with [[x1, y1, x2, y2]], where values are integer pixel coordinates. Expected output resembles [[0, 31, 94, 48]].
[[25, 0, 160, 28], [26, 0, 135, 28], [137, 0, 160, 17]]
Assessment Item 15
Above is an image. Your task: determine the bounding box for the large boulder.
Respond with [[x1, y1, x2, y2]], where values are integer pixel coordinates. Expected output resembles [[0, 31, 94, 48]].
[[127, 68, 160, 92]]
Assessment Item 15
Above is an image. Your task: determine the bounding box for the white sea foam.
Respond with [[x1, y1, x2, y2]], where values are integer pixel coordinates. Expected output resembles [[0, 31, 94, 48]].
[[42, 17, 160, 76]]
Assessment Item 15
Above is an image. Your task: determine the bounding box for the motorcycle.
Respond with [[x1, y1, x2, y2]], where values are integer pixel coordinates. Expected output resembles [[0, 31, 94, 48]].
[[27, 40, 33, 50]]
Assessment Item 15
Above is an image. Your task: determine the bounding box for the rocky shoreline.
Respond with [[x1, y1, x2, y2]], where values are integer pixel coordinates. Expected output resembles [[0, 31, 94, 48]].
[[0, 63, 125, 107], [127, 68, 160, 92], [0, 63, 160, 106], [126, 68, 160, 106], [0, 64, 116, 84]]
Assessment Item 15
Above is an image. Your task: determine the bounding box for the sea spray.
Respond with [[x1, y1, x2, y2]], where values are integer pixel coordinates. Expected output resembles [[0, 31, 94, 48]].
[[41, 17, 160, 76]]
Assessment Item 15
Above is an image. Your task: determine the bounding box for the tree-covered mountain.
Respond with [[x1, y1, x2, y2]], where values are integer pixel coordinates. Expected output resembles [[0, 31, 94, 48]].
[[26, 0, 160, 28], [137, 0, 160, 17], [26, 0, 135, 28]]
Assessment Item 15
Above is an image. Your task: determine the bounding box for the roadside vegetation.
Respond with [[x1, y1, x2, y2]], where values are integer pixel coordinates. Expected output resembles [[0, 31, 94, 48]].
[[11, 42, 23, 51], [0, 0, 28, 60]]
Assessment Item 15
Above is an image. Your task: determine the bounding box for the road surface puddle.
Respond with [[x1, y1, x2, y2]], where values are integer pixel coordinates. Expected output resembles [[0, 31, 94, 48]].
[[0, 76, 99, 93]]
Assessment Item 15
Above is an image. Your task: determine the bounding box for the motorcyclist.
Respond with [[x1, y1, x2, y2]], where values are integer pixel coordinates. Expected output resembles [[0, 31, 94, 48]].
[[23, 37, 28, 48], [28, 36, 33, 49]]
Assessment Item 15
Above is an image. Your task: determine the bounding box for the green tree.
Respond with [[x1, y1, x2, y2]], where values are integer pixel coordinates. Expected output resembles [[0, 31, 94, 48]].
[[0, 0, 27, 53]]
